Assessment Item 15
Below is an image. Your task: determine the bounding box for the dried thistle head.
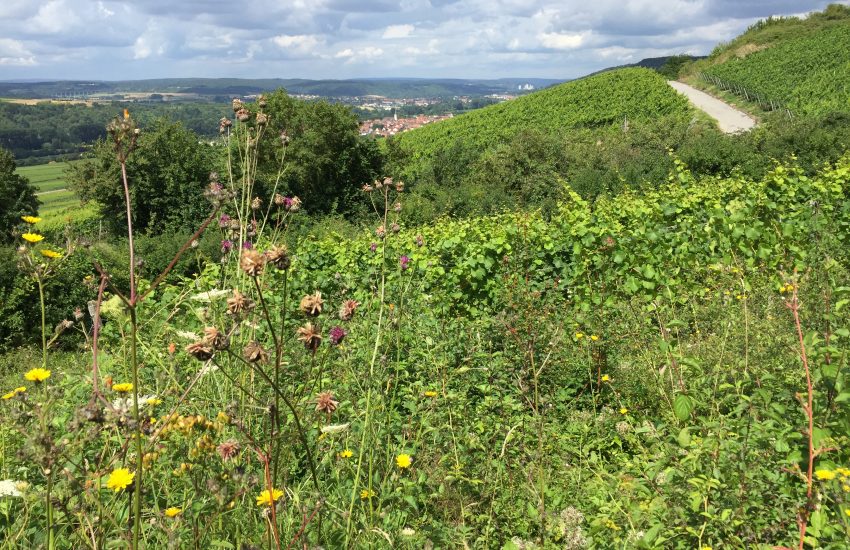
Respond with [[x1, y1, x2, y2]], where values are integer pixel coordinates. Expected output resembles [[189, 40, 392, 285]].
[[265, 245, 290, 271], [202, 327, 228, 351], [315, 391, 339, 414], [236, 108, 250, 122], [217, 439, 240, 461], [240, 249, 265, 277], [375, 225, 386, 239], [296, 323, 322, 352], [391, 223, 400, 234], [288, 196, 302, 212], [219, 117, 232, 133], [273, 193, 286, 206], [242, 341, 268, 364], [362, 183, 374, 193], [256, 113, 268, 126], [226, 290, 254, 316], [257, 95, 267, 108], [232, 98, 244, 112], [299, 292, 324, 317], [395, 180, 405, 192], [251, 196, 262, 210], [186, 341, 214, 361], [338, 299, 359, 321]]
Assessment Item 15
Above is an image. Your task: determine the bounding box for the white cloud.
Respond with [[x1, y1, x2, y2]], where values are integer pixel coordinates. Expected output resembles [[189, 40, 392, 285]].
[[335, 48, 354, 58], [382, 24, 414, 38], [272, 34, 323, 53], [358, 46, 384, 59], [539, 31, 588, 50], [0, 38, 36, 65], [25, 0, 81, 34]]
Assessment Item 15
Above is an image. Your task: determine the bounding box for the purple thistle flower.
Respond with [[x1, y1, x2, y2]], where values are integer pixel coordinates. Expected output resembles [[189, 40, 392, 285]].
[[329, 326, 347, 346], [221, 239, 233, 253], [369, 242, 378, 253], [218, 214, 231, 228], [400, 255, 410, 271], [242, 241, 253, 250], [283, 196, 293, 209]]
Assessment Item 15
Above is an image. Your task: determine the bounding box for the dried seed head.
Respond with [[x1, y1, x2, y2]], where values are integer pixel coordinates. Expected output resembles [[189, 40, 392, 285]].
[[186, 341, 214, 361], [73, 307, 84, 321], [376, 225, 386, 239], [280, 130, 290, 146], [265, 245, 290, 271], [374, 178, 383, 189], [251, 196, 262, 210], [415, 234, 424, 247], [232, 98, 243, 112], [299, 292, 324, 317], [288, 196, 302, 212], [338, 299, 360, 321], [257, 95, 267, 108], [226, 290, 254, 315], [217, 440, 240, 461], [393, 202, 402, 212], [240, 249, 265, 277], [394, 180, 405, 192], [391, 223, 400, 234], [315, 391, 339, 414], [383, 177, 393, 187], [296, 323, 322, 352], [243, 341, 268, 364], [255, 113, 268, 126], [236, 108, 250, 122], [361, 183, 374, 193], [219, 118, 232, 133], [202, 327, 228, 351], [273, 193, 286, 206]]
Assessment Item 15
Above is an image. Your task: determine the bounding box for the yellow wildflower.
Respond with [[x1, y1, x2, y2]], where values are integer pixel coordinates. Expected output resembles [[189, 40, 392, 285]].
[[40, 249, 62, 259], [21, 233, 44, 243], [619, 407, 628, 415], [360, 489, 375, 500], [601, 375, 610, 382], [2, 386, 26, 399], [815, 469, 836, 481], [590, 334, 600, 341], [147, 398, 162, 406], [424, 390, 438, 398], [24, 368, 51, 382], [846, 509, 850, 517], [256, 488, 284, 507], [396, 453, 412, 469], [106, 468, 135, 492], [339, 449, 353, 459], [21, 216, 41, 224], [575, 332, 584, 339], [836, 467, 850, 477], [112, 383, 133, 393], [13, 387, 26, 393], [164, 507, 182, 518], [1, 392, 15, 400]]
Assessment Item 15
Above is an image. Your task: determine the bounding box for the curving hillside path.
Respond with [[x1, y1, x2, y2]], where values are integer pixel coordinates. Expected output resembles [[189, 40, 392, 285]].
[[667, 81, 757, 134]]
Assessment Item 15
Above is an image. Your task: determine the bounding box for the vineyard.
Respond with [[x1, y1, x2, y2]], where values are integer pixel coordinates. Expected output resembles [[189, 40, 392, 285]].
[[697, 19, 850, 116], [392, 68, 693, 177]]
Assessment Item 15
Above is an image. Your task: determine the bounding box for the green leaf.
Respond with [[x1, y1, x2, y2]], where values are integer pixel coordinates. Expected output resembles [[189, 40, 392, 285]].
[[673, 393, 693, 422], [677, 428, 691, 447]]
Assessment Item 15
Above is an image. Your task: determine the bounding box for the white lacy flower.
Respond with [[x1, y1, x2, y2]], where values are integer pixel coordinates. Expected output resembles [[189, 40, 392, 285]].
[[176, 330, 200, 340], [191, 289, 230, 302], [320, 423, 350, 434], [0, 480, 22, 497]]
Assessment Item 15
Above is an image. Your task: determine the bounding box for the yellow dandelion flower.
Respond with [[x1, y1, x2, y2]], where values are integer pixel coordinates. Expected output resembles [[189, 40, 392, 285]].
[[24, 368, 51, 382], [360, 489, 375, 500], [423, 390, 438, 398], [2, 391, 16, 400], [339, 449, 353, 459], [112, 383, 133, 393], [146, 398, 162, 406], [601, 375, 610, 382], [836, 467, 850, 477], [106, 468, 135, 492], [396, 453, 412, 469], [21, 233, 44, 243], [2, 386, 26, 400], [575, 332, 584, 339], [815, 469, 836, 480], [843, 485, 850, 492], [590, 334, 600, 341], [216, 411, 230, 423], [164, 507, 182, 518], [619, 407, 628, 415], [256, 488, 284, 507], [13, 387, 25, 393], [21, 216, 41, 224], [40, 249, 62, 259]]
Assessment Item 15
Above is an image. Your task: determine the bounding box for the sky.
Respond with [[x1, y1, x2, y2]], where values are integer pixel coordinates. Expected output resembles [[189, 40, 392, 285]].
[[0, 0, 846, 81]]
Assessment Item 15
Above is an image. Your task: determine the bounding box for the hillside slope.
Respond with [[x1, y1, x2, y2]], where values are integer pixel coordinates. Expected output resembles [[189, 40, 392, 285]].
[[392, 68, 693, 175], [690, 5, 850, 115]]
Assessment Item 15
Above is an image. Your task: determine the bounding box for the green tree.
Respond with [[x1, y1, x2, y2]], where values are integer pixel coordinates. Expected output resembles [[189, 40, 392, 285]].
[[255, 90, 383, 216], [0, 146, 40, 243], [68, 118, 215, 236]]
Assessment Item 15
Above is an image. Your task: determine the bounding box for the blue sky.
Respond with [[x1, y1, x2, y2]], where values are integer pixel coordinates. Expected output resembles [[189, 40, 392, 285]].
[[0, 0, 845, 80]]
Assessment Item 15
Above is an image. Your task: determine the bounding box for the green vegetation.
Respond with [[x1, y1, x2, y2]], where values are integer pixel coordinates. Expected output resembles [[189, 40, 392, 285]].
[[2, 6, 850, 548], [690, 4, 850, 115], [391, 68, 692, 178], [0, 148, 39, 243]]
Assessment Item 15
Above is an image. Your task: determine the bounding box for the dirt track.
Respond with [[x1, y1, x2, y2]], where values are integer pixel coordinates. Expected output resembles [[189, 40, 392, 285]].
[[668, 81, 757, 133]]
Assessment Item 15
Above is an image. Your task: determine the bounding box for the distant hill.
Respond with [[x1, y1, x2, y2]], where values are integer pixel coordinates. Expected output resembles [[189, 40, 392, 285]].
[[688, 3, 850, 115], [591, 55, 706, 78], [0, 77, 564, 101], [393, 67, 693, 176]]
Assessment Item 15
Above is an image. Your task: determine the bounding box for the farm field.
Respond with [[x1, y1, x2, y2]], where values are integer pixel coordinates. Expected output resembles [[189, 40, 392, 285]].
[[15, 160, 98, 228]]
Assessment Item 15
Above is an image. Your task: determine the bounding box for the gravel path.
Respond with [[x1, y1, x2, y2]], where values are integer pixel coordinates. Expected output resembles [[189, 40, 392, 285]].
[[668, 81, 757, 134]]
